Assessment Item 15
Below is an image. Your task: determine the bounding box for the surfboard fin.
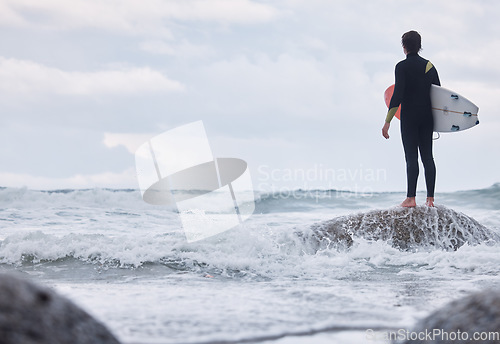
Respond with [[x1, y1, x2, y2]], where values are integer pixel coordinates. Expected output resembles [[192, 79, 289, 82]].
[[451, 94, 459, 100], [451, 125, 460, 131], [463, 112, 472, 117]]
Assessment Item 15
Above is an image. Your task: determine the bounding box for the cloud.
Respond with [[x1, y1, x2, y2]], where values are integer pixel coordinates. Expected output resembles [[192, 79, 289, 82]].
[[103, 132, 155, 155], [2, 0, 279, 37], [0, 1, 27, 26], [0, 57, 185, 96], [1, 0, 499, 192], [196, 54, 337, 118], [139, 39, 215, 58]]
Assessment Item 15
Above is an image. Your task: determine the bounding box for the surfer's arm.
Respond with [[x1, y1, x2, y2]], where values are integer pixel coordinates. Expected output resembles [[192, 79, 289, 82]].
[[385, 107, 398, 124], [386, 63, 405, 123], [382, 122, 390, 139]]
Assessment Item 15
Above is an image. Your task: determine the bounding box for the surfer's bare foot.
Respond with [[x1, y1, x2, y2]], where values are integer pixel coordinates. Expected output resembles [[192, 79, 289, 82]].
[[401, 197, 416, 208], [426, 197, 435, 207]]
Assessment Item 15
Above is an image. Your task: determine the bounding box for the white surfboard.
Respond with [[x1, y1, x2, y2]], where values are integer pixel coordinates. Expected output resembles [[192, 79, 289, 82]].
[[430, 85, 479, 133], [384, 84, 480, 133]]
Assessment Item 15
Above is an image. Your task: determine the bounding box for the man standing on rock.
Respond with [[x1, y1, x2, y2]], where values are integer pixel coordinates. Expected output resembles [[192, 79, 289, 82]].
[[382, 30, 441, 208]]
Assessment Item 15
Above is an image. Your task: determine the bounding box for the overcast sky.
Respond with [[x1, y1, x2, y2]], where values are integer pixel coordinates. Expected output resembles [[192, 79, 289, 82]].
[[1, 0, 499, 193]]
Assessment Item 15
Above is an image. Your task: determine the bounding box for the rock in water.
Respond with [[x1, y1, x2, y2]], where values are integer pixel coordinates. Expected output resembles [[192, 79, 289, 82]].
[[404, 289, 500, 344], [308, 205, 498, 251], [0, 273, 120, 344]]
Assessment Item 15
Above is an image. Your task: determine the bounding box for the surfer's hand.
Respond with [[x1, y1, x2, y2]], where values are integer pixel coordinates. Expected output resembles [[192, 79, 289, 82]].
[[382, 122, 390, 139]]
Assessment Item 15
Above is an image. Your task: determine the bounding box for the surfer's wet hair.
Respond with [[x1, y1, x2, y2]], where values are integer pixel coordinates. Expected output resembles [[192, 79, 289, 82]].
[[401, 30, 422, 54]]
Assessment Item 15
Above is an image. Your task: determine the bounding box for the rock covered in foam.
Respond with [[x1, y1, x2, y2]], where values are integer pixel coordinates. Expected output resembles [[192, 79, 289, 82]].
[[0, 273, 120, 344], [309, 205, 498, 251], [404, 289, 500, 344]]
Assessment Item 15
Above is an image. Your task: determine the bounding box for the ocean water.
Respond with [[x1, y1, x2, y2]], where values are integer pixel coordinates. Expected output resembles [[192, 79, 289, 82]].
[[1, 184, 500, 344]]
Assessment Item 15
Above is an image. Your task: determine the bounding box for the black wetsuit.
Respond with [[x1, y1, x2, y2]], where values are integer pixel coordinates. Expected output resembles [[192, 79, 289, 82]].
[[386, 52, 441, 198]]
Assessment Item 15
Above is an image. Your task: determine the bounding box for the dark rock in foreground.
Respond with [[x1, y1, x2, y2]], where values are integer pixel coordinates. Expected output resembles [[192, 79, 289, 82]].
[[0, 273, 120, 344], [404, 289, 500, 344], [308, 205, 498, 251]]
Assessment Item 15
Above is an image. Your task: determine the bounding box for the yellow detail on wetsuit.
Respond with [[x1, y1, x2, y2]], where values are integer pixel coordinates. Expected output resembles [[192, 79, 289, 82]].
[[385, 107, 399, 123], [425, 61, 434, 73]]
